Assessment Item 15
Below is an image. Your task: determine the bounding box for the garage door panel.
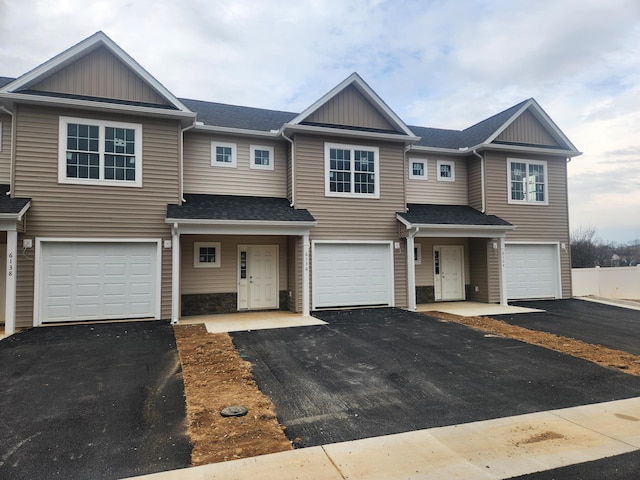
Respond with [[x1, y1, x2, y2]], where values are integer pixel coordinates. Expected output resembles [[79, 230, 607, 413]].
[[506, 244, 559, 300], [40, 242, 158, 323], [313, 243, 392, 309]]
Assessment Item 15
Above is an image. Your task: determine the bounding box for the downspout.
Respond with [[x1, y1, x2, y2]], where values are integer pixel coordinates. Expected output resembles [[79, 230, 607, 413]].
[[180, 120, 197, 203], [281, 130, 295, 207], [472, 149, 486, 213], [0, 105, 15, 195]]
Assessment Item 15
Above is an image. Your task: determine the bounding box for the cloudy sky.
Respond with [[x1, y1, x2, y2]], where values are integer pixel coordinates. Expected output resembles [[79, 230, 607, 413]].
[[1, 0, 639, 243]]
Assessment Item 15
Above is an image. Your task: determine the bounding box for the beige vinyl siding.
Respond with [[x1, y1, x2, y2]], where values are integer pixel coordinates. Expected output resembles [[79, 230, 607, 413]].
[[183, 132, 288, 197], [0, 114, 11, 183], [484, 151, 571, 298], [31, 46, 170, 106], [496, 110, 560, 147], [467, 156, 483, 211], [180, 235, 288, 294], [12, 105, 180, 327], [468, 238, 489, 302], [306, 85, 396, 131], [294, 134, 407, 307], [406, 155, 468, 205]]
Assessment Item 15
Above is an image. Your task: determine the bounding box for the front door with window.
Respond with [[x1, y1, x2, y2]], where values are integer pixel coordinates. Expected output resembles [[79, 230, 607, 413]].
[[238, 245, 278, 310], [434, 245, 465, 301]]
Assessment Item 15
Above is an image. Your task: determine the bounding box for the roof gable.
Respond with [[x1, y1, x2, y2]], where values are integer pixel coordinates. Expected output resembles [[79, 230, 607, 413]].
[[486, 99, 578, 152], [1, 31, 190, 112], [289, 73, 415, 136]]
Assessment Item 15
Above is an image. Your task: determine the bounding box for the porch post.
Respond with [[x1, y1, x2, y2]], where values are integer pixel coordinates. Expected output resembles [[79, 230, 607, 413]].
[[406, 233, 416, 310], [499, 237, 508, 305], [171, 225, 180, 324], [5, 230, 17, 335], [302, 234, 310, 316]]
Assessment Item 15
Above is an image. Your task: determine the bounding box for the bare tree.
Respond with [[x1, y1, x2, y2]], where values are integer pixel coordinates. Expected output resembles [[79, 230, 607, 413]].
[[570, 225, 599, 268]]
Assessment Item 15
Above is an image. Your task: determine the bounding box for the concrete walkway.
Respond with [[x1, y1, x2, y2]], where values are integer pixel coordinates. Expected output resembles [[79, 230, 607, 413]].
[[180, 311, 327, 334], [417, 301, 543, 316], [126, 396, 640, 480]]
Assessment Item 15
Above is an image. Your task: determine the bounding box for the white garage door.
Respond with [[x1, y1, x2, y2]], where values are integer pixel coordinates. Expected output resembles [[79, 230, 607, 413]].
[[313, 243, 393, 309], [505, 244, 560, 300], [39, 242, 159, 323]]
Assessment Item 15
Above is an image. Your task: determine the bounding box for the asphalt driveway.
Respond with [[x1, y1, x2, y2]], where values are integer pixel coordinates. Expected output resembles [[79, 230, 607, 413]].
[[231, 307, 640, 448], [0, 321, 191, 480], [493, 299, 640, 355]]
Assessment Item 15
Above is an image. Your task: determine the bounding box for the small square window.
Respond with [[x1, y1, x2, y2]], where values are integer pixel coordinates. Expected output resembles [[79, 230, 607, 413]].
[[437, 160, 455, 182], [250, 145, 275, 171], [211, 142, 237, 168], [409, 158, 427, 180], [194, 242, 221, 268]]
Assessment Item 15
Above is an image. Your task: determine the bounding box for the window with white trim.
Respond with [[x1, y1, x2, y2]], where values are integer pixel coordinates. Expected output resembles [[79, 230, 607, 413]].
[[409, 158, 427, 180], [507, 158, 548, 204], [194, 242, 221, 268], [325, 143, 380, 198], [250, 145, 274, 170], [58, 117, 142, 187], [211, 142, 237, 168], [437, 160, 455, 182]]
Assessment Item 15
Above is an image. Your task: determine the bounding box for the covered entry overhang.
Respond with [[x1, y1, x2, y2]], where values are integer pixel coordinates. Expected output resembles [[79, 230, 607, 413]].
[[0, 188, 31, 335], [397, 204, 515, 310], [166, 194, 316, 322]]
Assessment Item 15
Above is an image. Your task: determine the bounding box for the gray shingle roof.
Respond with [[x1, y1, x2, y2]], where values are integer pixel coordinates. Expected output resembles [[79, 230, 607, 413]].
[[167, 194, 315, 223], [409, 99, 529, 150], [0, 184, 30, 215], [0, 77, 15, 88], [398, 204, 512, 227], [180, 99, 297, 132]]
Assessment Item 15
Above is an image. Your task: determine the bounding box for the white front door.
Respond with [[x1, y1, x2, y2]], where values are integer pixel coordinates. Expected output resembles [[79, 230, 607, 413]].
[[435, 245, 465, 301], [238, 245, 278, 310]]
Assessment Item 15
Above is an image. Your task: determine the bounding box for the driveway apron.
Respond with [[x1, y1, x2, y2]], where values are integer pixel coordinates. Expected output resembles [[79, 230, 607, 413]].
[[0, 321, 191, 480], [231, 308, 640, 448], [494, 299, 640, 355]]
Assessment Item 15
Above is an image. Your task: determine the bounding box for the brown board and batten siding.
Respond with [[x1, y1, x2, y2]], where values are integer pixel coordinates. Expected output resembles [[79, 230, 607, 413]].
[[183, 132, 288, 197], [30, 46, 171, 106], [306, 85, 396, 131], [483, 151, 572, 298], [0, 113, 11, 183], [293, 133, 408, 308], [406, 155, 468, 205], [12, 104, 181, 327]]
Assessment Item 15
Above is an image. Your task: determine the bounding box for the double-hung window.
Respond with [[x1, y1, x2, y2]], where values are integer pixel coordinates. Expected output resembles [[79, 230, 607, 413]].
[[507, 158, 548, 204], [437, 160, 455, 182], [325, 143, 380, 198], [59, 117, 142, 187]]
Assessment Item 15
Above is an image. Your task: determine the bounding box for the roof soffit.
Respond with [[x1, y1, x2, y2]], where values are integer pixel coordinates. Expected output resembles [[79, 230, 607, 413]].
[[0, 31, 191, 114], [287, 73, 415, 137]]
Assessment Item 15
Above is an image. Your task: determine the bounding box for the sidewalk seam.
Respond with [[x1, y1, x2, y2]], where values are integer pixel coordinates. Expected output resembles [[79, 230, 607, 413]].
[[321, 445, 348, 480]]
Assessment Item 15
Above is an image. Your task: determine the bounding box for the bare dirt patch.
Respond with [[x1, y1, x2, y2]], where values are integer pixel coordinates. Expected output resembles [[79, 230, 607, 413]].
[[426, 311, 640, 375], [173, 324, 292, 466]]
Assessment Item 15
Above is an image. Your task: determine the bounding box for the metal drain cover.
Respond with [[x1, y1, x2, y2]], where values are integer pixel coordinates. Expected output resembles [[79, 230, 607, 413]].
[[220, 405, 248, 417]]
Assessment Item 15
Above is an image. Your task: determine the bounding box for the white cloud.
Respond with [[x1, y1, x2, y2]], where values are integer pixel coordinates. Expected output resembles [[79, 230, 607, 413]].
[[1, 0, 639, 241]]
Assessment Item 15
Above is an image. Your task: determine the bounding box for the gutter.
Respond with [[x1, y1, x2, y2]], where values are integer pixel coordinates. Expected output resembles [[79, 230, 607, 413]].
[[0, 104, 15, 196], [472, 149, 486, 213], [180, 120, 197, 203], [281, 130, 295, 207]]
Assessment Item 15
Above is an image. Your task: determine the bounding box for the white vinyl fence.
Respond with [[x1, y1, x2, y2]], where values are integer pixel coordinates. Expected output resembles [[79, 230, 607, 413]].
[[572, 265, 640, 299]]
